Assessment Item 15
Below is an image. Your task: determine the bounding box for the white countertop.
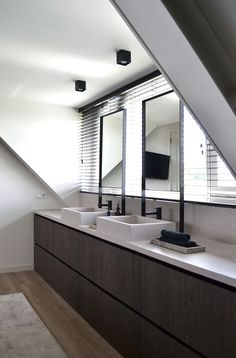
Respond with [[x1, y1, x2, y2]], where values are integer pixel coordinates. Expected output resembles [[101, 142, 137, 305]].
[[34, 210, 236, 289]]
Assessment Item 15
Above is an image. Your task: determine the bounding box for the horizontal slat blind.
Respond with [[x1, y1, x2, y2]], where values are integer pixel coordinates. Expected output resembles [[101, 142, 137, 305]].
[[207, 143, 236, 203], [124, 76, 171, 196], [79, 107, 100, 192], [80, 75, 171, 194], [184, 106, 208, 201], [80, 76, 236, 206], [184, 106, 236, 204]]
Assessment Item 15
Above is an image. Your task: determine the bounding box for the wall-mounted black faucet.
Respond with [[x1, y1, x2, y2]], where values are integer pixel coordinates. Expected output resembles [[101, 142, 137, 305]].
[[145, 207, 162, 220], [98, 200, 112, 216], [114, 203, 121, 216]]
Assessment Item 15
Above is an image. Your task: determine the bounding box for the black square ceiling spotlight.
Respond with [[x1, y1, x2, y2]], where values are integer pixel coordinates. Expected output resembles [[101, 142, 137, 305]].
[[116, 49, 131, 66], [75, 80, 86, 92]]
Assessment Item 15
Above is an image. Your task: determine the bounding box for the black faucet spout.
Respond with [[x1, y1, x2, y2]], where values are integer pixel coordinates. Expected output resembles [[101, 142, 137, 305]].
[[98, 200, 112, 215], [145, 207, 162, 220]]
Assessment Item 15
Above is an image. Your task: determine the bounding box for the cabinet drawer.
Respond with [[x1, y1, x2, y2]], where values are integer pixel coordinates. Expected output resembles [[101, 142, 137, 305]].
[[80, 271, 133, 358], [34, 215, 53, 251], [133, 315, 201, 358], [78, 233, 134, 306], [133, 255, 236, 358], [34, 244, 52, 284]]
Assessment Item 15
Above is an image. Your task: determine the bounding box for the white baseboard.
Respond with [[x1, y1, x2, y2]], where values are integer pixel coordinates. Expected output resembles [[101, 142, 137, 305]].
[[0, 264, 33, 273]]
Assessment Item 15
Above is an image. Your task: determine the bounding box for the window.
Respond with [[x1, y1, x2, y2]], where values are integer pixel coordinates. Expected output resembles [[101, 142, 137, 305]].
[[184, 107, 236, 204], [80, 75, 236, 206], [80, 75, 172, 195]]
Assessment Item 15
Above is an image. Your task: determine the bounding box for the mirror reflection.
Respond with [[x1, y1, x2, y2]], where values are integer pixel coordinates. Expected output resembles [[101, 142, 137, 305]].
[[101, 110, 123, 190], [145, 92, 180, 193]]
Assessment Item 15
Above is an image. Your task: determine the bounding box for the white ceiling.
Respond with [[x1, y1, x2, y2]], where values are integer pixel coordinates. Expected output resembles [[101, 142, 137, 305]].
[[0, 0, 155, 108]]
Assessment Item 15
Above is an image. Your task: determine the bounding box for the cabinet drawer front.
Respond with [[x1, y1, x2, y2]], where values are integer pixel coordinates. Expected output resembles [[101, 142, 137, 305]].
[[34, 244, 51, 284], [134, 315, 201, 358], [34, 215, 52, 251], [78, 234, 134, 306], [80, 273, 133, 358], [134, 255, 236, 358]]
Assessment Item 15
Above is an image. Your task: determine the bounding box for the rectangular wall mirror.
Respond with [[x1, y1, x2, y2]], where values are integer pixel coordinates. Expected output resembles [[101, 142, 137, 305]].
[[143, 91, 180, 201], [99, 109, 126, 213]]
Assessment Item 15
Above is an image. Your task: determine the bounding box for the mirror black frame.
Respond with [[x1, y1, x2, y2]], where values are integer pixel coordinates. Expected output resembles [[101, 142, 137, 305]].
[[141, 89, 175, 216], [98, 108, 126, 215], [141, 91, 185, 231]]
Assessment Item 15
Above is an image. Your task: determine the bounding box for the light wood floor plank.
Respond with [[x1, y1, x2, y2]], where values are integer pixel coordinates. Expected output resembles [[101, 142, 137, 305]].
[[0, 273, 20, 294], [0, 271, 122, 358]]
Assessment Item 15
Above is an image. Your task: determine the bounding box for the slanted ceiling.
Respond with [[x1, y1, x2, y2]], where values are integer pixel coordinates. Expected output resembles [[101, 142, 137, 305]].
[[162, 0, 236, 112], [110, 0, 236, 177]]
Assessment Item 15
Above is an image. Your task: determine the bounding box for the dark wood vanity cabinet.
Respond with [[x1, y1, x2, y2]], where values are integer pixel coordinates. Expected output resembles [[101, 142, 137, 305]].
[[34, 223, 198, 358], [34, 215, 133, 306], [35, 214, 236, 358]]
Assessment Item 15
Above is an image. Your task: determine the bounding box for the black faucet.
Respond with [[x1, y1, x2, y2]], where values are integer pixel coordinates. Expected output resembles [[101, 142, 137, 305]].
[[114, 203, 121, 216], [98, 200, 112, 216], [145, 207, 162, 220]]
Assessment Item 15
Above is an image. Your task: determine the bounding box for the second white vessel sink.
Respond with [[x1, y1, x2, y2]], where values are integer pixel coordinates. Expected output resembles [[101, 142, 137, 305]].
[[61, 207, 106, 226], [96, 215, 176, 241]]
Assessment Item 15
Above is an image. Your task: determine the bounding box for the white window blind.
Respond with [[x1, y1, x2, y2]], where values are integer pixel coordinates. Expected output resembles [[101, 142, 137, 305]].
[[80, 75, 172, 194], [184, 107, 208, 201], [184, 107, 236, 204], [80, 76, 236, 206], [80, 107, 100, 192]]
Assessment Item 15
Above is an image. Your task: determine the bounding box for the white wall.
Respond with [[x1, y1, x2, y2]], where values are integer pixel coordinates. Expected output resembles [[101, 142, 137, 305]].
[[0, 141, 63, 273], [185, 204, 236, 244], [0, 98, 80, 205], [79, 192, 236, 244]]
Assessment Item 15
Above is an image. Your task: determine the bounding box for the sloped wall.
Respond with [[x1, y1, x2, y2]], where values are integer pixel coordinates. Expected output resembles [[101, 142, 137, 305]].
[[0, 141, 63, 272], [0, 98, 80, 204]]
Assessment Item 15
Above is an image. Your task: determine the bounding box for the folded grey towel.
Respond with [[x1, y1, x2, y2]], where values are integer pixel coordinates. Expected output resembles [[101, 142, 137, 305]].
[[161, 230, 191, 242], [159, 236, 197, 247]]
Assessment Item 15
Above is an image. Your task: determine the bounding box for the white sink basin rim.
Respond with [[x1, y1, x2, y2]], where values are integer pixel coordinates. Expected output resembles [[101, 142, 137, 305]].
[[61, 207, 106, 226], [96, 215, 176, 242]]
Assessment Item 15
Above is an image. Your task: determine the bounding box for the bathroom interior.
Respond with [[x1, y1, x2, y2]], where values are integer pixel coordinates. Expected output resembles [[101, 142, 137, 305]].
[[1, 0, 236, 357]]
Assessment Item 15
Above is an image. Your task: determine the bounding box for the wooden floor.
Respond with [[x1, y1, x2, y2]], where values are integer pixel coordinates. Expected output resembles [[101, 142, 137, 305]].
[[0, 271, 122, 358]]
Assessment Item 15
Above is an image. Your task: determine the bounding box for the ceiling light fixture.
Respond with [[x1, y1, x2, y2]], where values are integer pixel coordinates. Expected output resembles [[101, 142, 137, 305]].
[[75, 80, 86, 92], [116, 49, 131, 66]]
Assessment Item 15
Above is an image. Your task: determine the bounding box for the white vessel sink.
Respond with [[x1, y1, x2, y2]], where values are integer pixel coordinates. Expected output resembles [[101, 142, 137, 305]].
[[61, 207, 106, 226], [96, 215, 176, 241]]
